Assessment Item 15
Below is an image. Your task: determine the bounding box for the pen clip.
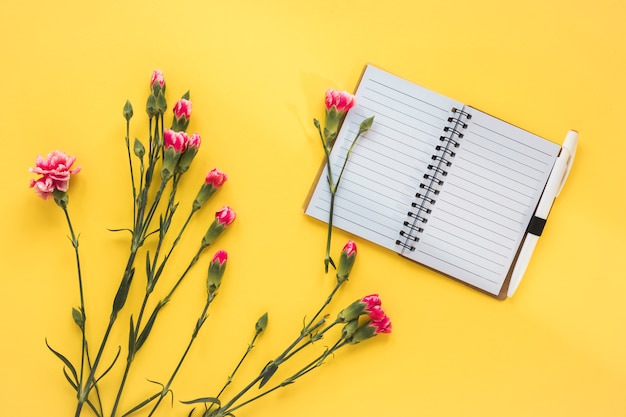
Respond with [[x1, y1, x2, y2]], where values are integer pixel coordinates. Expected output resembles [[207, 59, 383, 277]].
[[556, 130, 578, 196]]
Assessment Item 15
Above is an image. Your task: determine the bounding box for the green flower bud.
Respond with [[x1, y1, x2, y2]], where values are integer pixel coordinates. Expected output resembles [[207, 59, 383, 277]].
[[255, 312, 269, 334], [123, 100, 134, 121]]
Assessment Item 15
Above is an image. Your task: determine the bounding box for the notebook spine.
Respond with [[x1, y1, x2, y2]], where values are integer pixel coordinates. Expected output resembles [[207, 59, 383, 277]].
[[396, 107, 471, 252]]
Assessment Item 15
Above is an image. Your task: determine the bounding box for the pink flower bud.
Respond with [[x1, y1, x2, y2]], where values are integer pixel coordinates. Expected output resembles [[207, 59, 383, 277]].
[[215, 206, 236, 226], [188, 133, 201, 150], [205, 168, 227, 188], [371, 315, 392, 334], [207, 250, 228, 294], [202, 206, 236, 247], [336, 240, 358, 283], [173, 98, 192, 120], [325, 89, 355, 113], [211, 249, 228, 266], [150, 69, 165, 89], [163, 129, 188, 153], [343, 240, 357, 256], [29, 150, 81, 200], [193, 168, 227, 211], [361, 294, 381, 311], [323, 89, 355, 145]]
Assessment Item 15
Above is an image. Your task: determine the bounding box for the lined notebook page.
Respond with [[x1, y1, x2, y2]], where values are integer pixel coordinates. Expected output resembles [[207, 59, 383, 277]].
[[305, 65, 462, 251], [404, 108, 561, 294]]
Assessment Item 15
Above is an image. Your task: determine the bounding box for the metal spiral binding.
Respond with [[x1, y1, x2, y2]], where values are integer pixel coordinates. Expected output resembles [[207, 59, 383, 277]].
[[395, 107, 472, 252]]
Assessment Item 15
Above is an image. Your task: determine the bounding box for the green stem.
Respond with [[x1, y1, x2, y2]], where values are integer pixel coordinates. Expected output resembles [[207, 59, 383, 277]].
[[146, 294, 214, 417], [301, 280, 342, 342], [59, 206, 89, 416], [74, 248, 138, 417], [215, 332, 260, 399], [125, 118, 137, 222], [111, 206, 197, 417], [225, 338, 347, 416], [217, 318, 327, 415], [282, 320, 341, 363]]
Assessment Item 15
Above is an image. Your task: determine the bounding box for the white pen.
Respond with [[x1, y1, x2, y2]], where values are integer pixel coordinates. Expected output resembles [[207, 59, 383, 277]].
[[507, 130, 578, 297]]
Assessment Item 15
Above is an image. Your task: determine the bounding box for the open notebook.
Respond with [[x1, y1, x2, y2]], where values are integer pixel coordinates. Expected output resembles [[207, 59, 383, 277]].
[[305, 65, 563, 298]]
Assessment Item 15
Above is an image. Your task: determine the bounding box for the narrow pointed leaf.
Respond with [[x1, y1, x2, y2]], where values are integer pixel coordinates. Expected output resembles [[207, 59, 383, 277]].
[[45, 339, 78, 383], [136, 302, 163, 352], [95, 346, 121, 384], [180, 397, 221, 406], [259, 361, 278, 388]]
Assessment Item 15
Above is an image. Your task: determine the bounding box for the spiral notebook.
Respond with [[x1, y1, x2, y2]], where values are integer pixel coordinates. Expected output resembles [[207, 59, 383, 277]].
[[305, 65, 563, 298]]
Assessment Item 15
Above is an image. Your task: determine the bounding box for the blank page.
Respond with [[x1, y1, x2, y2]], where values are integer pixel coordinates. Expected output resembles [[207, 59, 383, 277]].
[[404, 108, 561, 294], [305, 65, 462, 251]]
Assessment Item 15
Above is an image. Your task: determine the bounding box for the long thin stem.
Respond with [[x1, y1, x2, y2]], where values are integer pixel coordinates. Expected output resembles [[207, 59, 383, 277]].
[[111, 205, 198, 417], [145, 294, 214, 417], [304, 279, 342, 335], [125, 118, 137, 221], [74, 248, 139, 417], [216, 318, 327, 415], [60, 205, 90, 415], [225, 338, 348, 416]]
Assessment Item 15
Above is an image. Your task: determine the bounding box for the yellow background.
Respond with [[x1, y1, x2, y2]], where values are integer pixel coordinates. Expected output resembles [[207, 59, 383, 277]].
[[1, 0, 625, 416]]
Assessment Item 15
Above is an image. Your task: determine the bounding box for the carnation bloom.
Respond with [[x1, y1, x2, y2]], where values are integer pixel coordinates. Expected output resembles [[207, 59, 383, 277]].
[[323, 89, 355, 144], [205, 168, 227, 188], [362, 294, 391, 334], [187, 133, 201, 150], [207, 250, 228, 294], [173, 99, 192, 120], [29, 150, 81, 200], [176, 133, 201, 174], [162, 130, 189, 180], [193, 168, 228, 211], [202, 206, 236, 247], [215, 206, 236, 226], [150, 69, 165, 89], [337, 293, 392, 338], [164, 129, 188, 153], [325, 89, 355, 112], [336, 240, 357, 283]]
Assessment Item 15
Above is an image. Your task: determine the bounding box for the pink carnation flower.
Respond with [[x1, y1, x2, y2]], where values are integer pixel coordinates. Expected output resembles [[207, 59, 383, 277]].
[[215, 206, 236, 226], [188, 133, 201, 150], [173, 98, 192, 120], [164, 129, 188, 153], [205, 168, 227, 189], [342, 240, 357, 257], [325, 89, 355, 113], [150, 69, 165, 89], [361, 294, 392, 334], [29, 150, 81, 200]]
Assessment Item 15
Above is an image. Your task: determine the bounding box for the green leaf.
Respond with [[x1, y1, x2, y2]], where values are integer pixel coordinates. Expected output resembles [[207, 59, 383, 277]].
[[181, 90, 190, 100], [180, 397, 221, 406], [95, 346, 121, 384], [45, 339, 78, 384], [258, 361, 278, 388], [135, 302, 163, 352], [62, 366, 79, 391], [128, 316, 136, 361], [112, 267, 135, 316]]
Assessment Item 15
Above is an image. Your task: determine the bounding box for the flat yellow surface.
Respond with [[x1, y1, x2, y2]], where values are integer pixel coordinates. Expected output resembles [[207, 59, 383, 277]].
[[1, 1, 625, 416]]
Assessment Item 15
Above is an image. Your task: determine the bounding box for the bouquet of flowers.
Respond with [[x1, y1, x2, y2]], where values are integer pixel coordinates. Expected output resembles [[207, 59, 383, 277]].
[[29, 70, 391, 417]]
